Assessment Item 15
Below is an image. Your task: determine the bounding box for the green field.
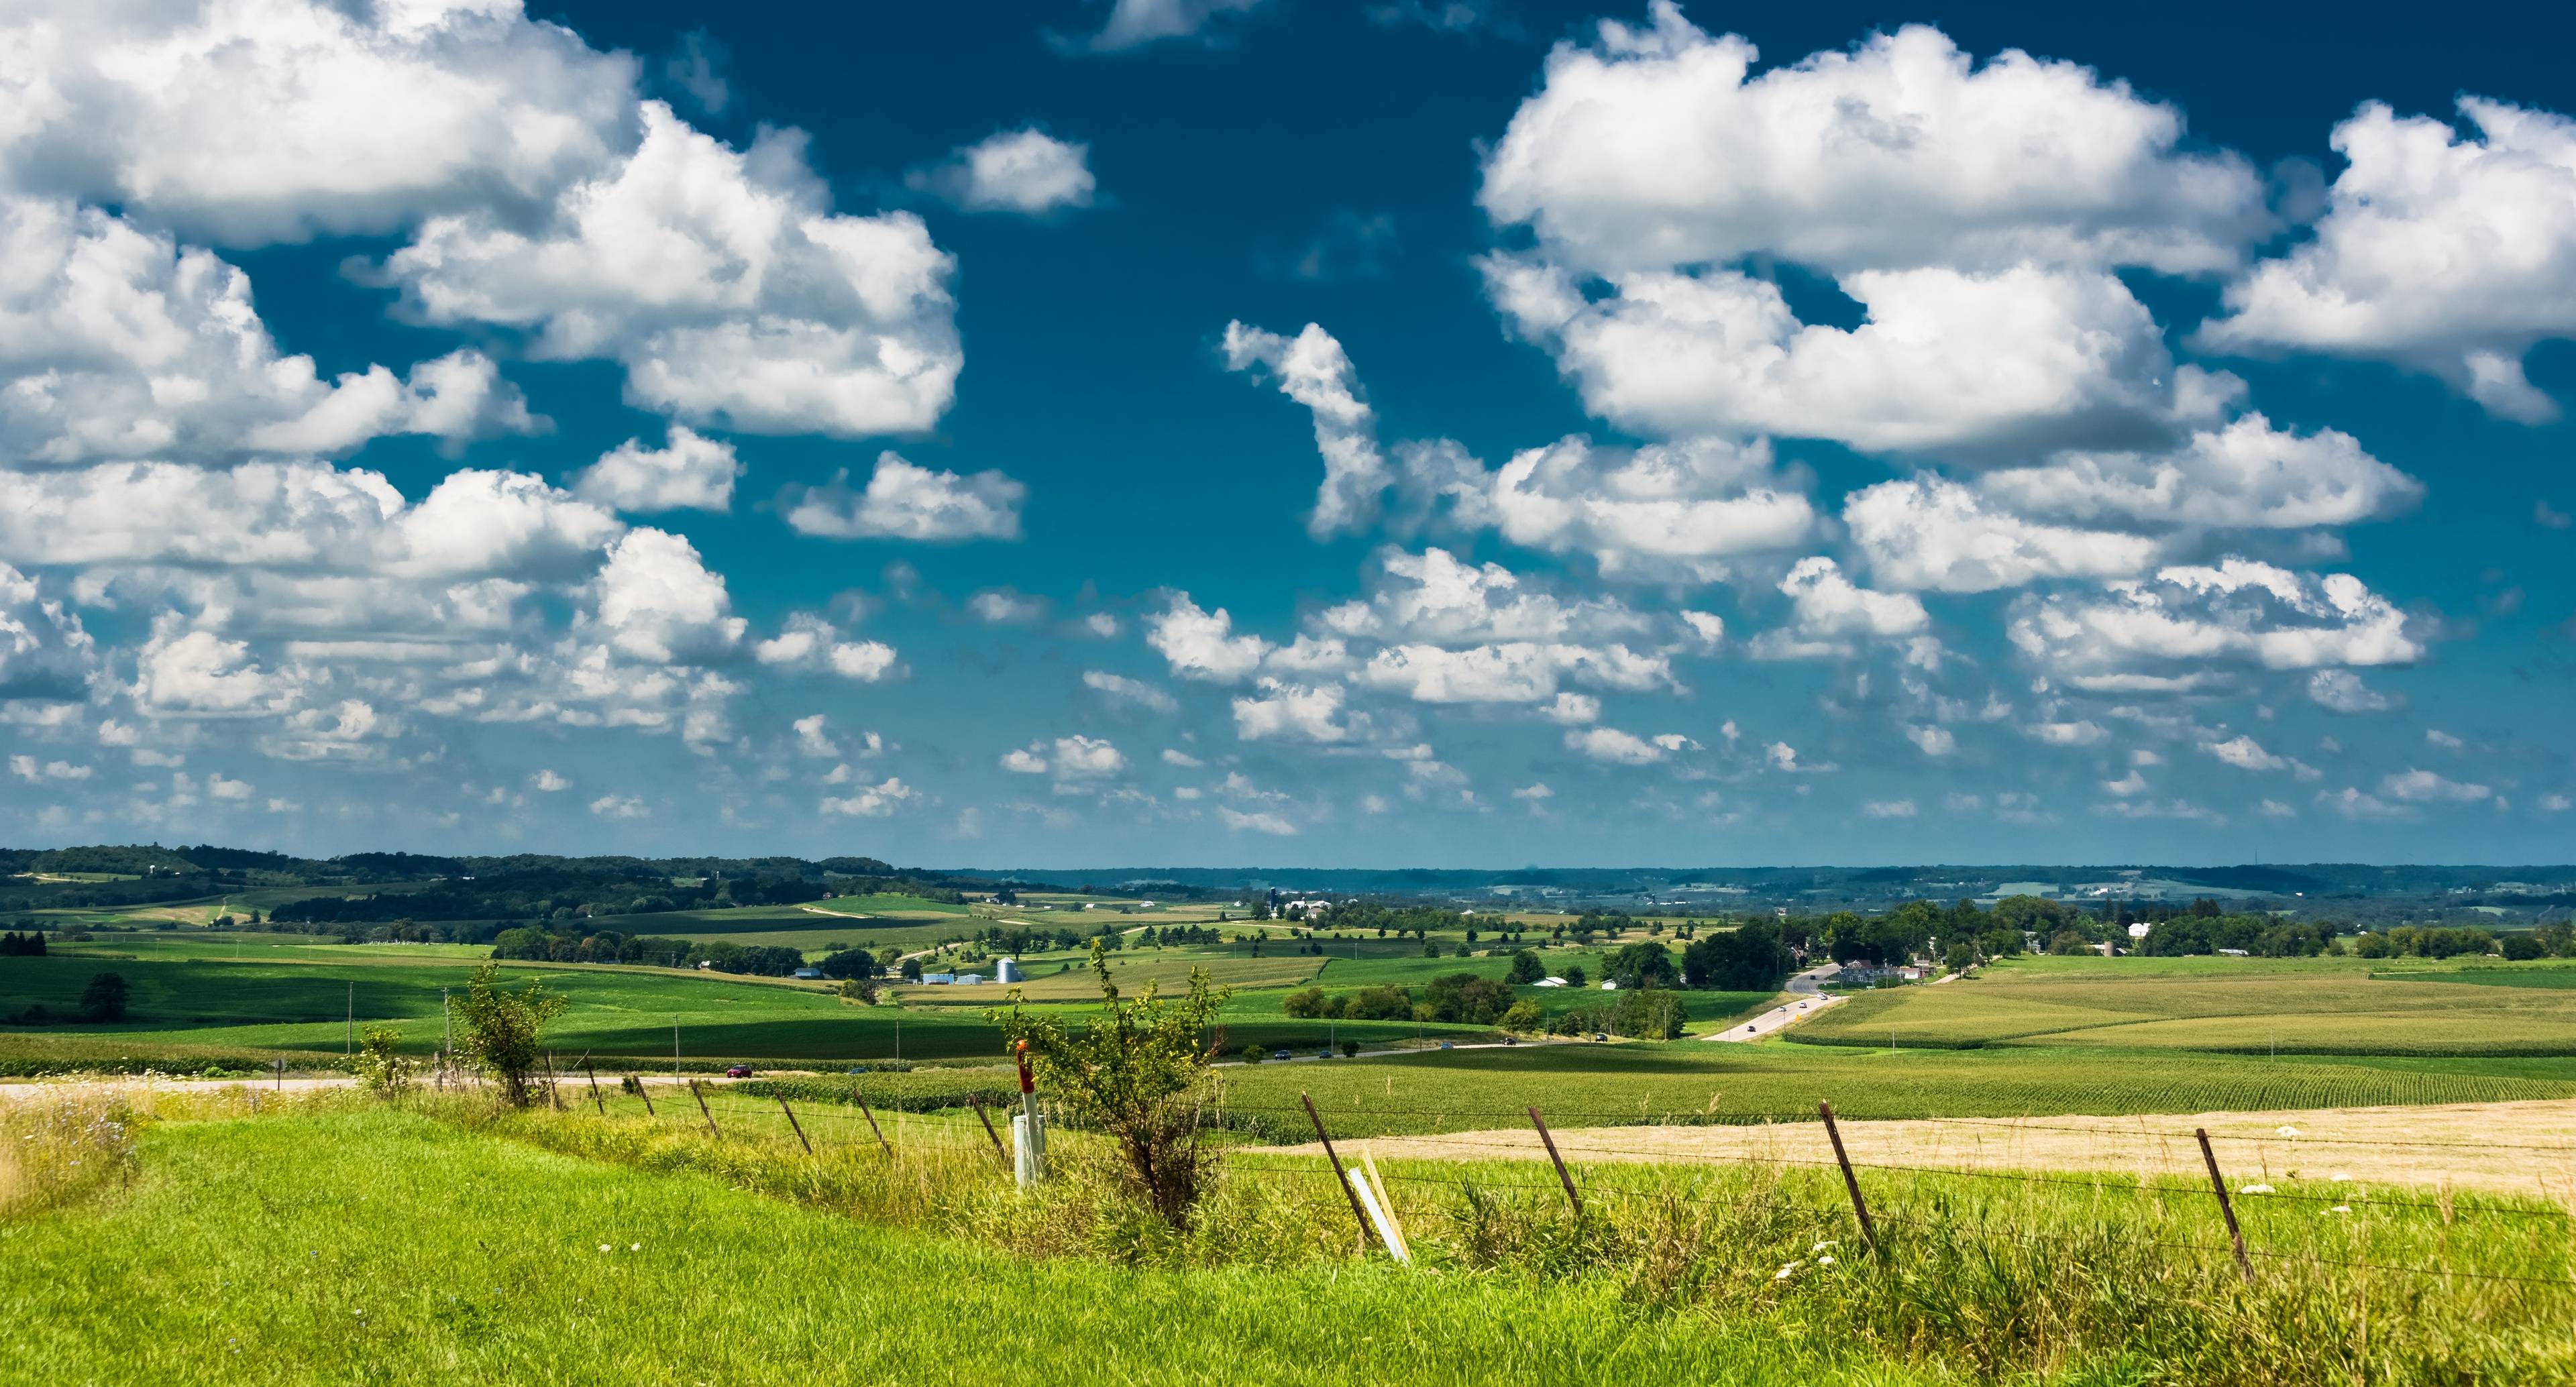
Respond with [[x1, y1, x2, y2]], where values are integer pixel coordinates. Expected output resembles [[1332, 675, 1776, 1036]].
[[1800, 954, 2576, 1055], [5, 1090, 2569, 1384]]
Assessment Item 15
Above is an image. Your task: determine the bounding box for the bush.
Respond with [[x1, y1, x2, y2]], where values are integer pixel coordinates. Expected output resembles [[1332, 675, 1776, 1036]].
[[2501, 934, 2545, 961], [1611, 989, 1686, 1040], [1499, 999, 1543, 1032], [818, 948, 883, 980], [1281, 987, 1326, 1019], [991, 940, 1231, 1229], [451, 963, 568, 1107], [352, 1025, 417, 1096], [1506, 949, 1545, 984], [1238, 1045, 1265, 1064], [1424, 973, 1513, 1025]]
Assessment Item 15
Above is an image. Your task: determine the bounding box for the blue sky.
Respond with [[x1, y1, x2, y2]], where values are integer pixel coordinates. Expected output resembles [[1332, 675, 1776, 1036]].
[[1, 0, 2573, 867]]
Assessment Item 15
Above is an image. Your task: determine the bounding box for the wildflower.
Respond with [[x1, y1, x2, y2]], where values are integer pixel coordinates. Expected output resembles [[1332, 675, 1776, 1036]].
[[1773, 1261, 1802, 1281], [598, 1243, 612, 1253], [2241, 1183, 2275, 1195], [1817, 1254, 1837, 1266], [629, 1243, 641, 1252], [2326, 1205, 2352, 1215], [1810, 1239, 1837, 1253]]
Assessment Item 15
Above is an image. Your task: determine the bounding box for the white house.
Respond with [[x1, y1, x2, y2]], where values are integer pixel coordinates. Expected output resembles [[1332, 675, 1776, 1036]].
[[1533, 977, 1567, 988]]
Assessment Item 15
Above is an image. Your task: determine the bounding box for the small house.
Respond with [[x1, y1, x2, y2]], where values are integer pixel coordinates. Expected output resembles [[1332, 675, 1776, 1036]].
[[791, 966, 822, 980]]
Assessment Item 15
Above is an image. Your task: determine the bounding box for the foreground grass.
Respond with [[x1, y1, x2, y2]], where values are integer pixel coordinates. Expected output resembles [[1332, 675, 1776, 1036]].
[[2, 1105, 1898, 1387]]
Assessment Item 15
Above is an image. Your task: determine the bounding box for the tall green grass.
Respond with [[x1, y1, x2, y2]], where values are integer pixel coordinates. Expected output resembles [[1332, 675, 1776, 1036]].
[[7, 1087, 2573, 1382]]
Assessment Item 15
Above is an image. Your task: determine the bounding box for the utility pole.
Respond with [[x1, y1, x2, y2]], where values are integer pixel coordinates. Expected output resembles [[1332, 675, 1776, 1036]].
[[345, 981, 354, 1055], [672, 1018, 680, 1082]]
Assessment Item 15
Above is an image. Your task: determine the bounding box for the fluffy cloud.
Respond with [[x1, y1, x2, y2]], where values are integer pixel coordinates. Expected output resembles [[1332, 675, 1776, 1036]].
[[585, 528, 744, 664], [2379, 768, 2493, 803], [784, 452, 1024, 541], [1564, 726, 1664, 764], [1905, 725, 1956, 757], [1217, 806, 1298, 834], [0, 461, 620, 594], [1845, 477, 2156, 592], [1146, 595, 1270, 682], [129, 614, 292, 716], [1980, 415, 2421, 531], [1222, 321, 1388, 537], [1862, 799, 1918, 818], [262, 698, 396, 762], [0, 0, 635, 245], [1483, 254, 2227, 453], [379, 103, 959, 437], [573, 426, 741, 513], [1359, 641, 1670, 704], [751, 614, 896, 682], [2308, 669, 2398, 714], [0, 198, 535, 464], [2008, 559, 2420, 690], [1478, 10, 2265, 278], [2204, 734, 2289, 772], [1232, 678, 1351, 742], [1001, 736, 1126, 779], [1472, 435, 1811, 576], [1319, 548, 1644, 644], [910, 129, 1095, 214], [1078, 0, 1267, 52], [0, 563, 95, 700], [820, 777, 916, 817], [2200, 98, 2576, 421], [1474, 11, 2265, 454], [1754, 557, 1930, 658]]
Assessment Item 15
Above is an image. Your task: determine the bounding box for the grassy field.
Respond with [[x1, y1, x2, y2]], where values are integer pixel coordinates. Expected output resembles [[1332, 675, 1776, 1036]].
[[1801, 954, 2576, 1055], [1203, 1038, 2576, 1138], [5, 1089, 2570, 1384]]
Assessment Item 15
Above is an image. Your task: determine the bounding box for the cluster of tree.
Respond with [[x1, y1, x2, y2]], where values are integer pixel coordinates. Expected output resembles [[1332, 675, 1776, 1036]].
[[1136, 924, 1226, 948], [974, 924, 1088, 955], [1681, 927, 1795, 990], [1287, 901, 1482, 937], [2140, 916, 2334, 957], [816, 948, 894, 979], [2350, 926, 2500, 959], [0, 929, 46, 956], [1283, 983, 1419, 1022], [2505, 924, 2576, 959], [485, 925, 804, 976], [1544, 989, 1686, 1040]]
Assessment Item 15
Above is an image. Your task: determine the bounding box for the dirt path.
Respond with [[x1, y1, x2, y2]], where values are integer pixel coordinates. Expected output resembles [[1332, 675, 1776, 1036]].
[[1276, 1098, 2576, 1200]]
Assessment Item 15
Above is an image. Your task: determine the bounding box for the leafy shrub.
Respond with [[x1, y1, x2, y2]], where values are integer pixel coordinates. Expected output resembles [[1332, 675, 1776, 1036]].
[[352, 1025, 417, 1096], [451, 963, 568, 1107]]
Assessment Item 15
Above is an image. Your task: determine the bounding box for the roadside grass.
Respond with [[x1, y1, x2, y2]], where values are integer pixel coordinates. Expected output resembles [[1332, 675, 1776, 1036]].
[[7, 1090, 2571, 1383], [1803, 955, 2576, 1055]]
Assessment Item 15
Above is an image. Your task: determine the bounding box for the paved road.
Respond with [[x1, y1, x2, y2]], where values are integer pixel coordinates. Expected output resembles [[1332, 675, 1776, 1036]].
[[1705, 989, 1843, 1042]]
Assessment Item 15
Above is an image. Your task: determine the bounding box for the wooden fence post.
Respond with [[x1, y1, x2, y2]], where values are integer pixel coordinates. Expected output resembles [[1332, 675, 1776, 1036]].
[[1527, 1107, 1582, 1217], [633, 1075, 656, 1118], [777, 1093, 812, 1156], [1302, 1091, 1376, 1254], [2196, 1127, 2257, 1286], [968, 1095, 1008, 1166], [689, 1079, 720, 1139], [853, 1088, 891, 1156], [583, 1064, 605, 1117], [1818, 1101, 1878, 1256]]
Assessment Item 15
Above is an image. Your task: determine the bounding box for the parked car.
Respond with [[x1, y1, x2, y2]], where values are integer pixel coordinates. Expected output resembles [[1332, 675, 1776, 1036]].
[[724, 1064, 753, 1078], [1501, 1036, 1517, 1046], [1316, 1047, 1334, 1059], [1591, 1032, 1608, 1042]]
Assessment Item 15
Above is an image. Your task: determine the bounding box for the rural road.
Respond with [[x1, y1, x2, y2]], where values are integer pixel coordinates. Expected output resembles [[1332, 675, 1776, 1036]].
[[1705, 990, 1843, 1042]]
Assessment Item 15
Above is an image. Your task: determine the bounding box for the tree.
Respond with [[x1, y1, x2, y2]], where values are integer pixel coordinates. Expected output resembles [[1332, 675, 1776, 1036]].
[[1499, 999, 1543, 1032], [1238, 1044, 1265, 1064], [1604, 941, 1679, 990], [1611, 989, 1686, 1039], [451, 963, 568, 1107], [818, 948, 882, 980], [1683, 926, 1792, 991], [352, 1025, 417, 1096], [1506, 949, 1545, 984], [1282, 987, 1326, 1018], [78, 971, 129, 1023], [1562, 963, 1587, 988], [991, 940, 1231, 1228]]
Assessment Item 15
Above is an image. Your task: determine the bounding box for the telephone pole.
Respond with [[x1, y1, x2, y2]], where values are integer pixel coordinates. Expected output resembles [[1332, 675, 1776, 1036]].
[[345, 981, 354, 1055]]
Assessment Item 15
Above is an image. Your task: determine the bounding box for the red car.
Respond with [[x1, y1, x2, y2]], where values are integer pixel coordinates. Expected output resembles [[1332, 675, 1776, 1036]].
[[724, 1064, 753, 1078]]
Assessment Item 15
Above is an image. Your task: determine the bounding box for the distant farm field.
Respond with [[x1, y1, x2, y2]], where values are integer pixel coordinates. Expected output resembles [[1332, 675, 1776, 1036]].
[[1799, 955, 2576, 1056]]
